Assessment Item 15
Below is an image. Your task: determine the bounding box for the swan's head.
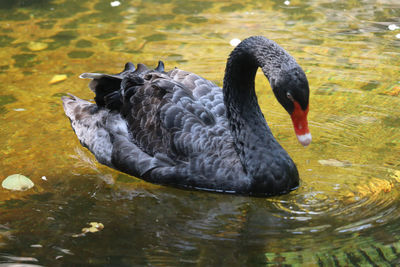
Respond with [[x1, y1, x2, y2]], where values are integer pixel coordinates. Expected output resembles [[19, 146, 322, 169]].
[[270, 67, 311, 147]]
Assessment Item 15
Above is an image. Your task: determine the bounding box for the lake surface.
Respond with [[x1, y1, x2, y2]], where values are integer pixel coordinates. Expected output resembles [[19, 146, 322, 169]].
[[1, 0, 400, 265]]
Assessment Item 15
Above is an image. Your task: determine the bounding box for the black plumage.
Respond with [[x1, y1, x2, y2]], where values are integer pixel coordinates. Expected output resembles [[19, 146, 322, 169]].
[[62, 36, 310, 196]]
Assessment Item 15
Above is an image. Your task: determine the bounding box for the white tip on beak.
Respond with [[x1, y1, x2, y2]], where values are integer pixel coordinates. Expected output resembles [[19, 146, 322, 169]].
[[297, 133, 312, 147]]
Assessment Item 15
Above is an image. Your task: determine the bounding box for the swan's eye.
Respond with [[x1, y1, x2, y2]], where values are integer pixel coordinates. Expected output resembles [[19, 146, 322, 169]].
[[286, 92, 294, 102]]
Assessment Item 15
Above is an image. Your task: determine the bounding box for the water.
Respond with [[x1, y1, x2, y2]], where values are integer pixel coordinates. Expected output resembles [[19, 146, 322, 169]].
[[1, 0, 400, 265]]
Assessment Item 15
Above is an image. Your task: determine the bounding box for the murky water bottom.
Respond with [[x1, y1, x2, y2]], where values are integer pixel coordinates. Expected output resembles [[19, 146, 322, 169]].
[[1, 0, 400, 265]]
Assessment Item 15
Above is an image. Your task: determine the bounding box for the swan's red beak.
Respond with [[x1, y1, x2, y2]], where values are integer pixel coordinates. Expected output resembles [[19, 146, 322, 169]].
[[290, 101, 311, 147]]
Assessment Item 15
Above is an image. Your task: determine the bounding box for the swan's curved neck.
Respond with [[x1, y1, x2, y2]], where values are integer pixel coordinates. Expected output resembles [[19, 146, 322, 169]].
[[222, 36, 297, 187]]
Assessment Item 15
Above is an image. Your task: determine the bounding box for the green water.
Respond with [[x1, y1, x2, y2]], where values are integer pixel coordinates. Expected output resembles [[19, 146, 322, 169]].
[[1, 0, 400, 265]]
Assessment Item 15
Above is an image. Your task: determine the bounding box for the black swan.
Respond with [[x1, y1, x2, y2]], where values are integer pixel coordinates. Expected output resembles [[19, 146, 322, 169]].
[[62, 36, 311, 196]]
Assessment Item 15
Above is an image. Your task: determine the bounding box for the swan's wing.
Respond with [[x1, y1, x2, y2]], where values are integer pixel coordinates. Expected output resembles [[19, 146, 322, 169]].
[[63, 63, 249, 190], [123, 71, 222, 160], [121, 70, 250, 188], [168, 68, 226, 117], [61, 78, 236, 187]]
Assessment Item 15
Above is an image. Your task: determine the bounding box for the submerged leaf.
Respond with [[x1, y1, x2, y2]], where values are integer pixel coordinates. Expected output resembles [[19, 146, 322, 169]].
[[2, 174, 34, 191]]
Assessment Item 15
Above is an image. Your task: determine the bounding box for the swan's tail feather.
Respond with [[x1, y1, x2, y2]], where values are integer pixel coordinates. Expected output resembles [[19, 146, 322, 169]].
[[63, 94, 178, 180], [104, 91, 122, 111], [62, 94, 114, 166], [79, 61, 165, 109], [79, 63, 135, 107], [155, 61, 165, 72], [124, 62, 136, 72], [80, 74, 122, 107], [62, 94, 172, 177]]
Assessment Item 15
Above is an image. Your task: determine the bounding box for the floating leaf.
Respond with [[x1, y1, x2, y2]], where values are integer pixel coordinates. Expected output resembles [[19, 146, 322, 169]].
[[356, 178, 394, 197], [72, 222, 104, 237], [392, 170, 400, 183], [318, 159, 351, 167], [2, 174, 34, 191], [27, 42, 48, 51], [49, 74, 67, 84], [83, 222, 104, 233], [383, 85, 400, 96]]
